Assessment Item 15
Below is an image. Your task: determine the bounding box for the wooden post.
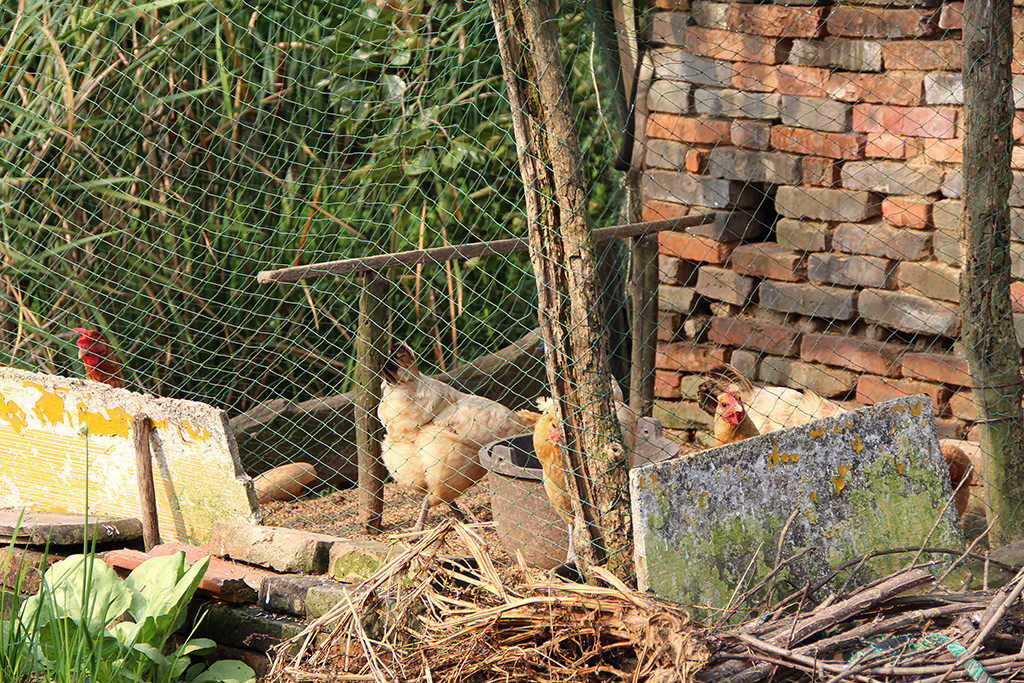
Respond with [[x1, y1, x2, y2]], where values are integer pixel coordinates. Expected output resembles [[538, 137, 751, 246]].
[[132, 413, 159, 551], [355, 272, 390, 534], [488, 0, 633, 579], [961, 0, 1024, 542]]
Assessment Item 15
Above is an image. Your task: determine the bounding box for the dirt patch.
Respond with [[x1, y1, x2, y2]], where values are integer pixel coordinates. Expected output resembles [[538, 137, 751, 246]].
[[260, 481, 517, 563]]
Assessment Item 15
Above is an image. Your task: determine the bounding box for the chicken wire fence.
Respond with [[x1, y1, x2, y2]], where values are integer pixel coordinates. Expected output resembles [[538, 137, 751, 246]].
[[0, 0, 1013, 575]]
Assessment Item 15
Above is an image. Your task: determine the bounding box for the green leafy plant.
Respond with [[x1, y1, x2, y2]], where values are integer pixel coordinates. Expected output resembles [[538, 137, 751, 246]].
[[17, 552, 254, 683]]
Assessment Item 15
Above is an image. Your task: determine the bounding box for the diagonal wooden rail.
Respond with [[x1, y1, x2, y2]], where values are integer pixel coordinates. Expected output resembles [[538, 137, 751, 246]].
[[256, 214, 710, 283]]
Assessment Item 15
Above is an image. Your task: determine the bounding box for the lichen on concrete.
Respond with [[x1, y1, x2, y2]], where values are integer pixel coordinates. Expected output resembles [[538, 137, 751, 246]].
[[630, 395, 965, 610]]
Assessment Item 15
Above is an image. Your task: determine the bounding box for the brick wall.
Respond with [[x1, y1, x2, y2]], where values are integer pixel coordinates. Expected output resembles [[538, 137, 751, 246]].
[[642, 0, 1019, 444]]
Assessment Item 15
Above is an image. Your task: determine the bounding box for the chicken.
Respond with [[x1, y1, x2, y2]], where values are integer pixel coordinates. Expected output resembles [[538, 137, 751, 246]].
[[941, 444, 974, 516], [71, 327, 125, 388], [532, 383, 637, 551], [699, 383, 761, 447], [378, 342, 531, 531], [698, 364, 844, 447]]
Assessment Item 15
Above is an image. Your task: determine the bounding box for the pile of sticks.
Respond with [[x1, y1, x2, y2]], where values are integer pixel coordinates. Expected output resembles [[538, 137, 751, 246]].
[[701, 565, 1024, 683], [268, 522, 1024, 683], [268, 521, 708, 682]]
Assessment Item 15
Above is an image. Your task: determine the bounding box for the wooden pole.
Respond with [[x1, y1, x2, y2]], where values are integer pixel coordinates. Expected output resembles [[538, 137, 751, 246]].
[[355, 272, 389, 534], [611, 0, 657, 419], [961, 0, 1024, 542], [132, 413, 159, 551], [489, 0, 633, 579]]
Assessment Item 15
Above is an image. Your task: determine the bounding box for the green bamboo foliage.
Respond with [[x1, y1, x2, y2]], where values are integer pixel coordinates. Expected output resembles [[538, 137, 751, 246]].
[[0, 0, 622, 415]]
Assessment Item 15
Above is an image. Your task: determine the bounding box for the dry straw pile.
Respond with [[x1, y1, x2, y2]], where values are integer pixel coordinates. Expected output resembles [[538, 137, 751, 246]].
[[268, 521, 1024, 683]]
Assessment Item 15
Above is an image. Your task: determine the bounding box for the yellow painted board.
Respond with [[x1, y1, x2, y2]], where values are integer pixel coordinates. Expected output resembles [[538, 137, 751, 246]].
[[0, 367, 260, 544]]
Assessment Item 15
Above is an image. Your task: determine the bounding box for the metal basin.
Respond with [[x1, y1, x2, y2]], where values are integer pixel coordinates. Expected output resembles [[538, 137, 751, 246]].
[[479, 417, 679, 570]]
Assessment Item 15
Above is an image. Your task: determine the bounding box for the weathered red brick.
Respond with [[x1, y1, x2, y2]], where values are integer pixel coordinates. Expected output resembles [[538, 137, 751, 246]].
[[1015, 112, 1024, 142], [882, 40, 962, 70], [865, 133, 909, 159], [654, 370, 682, 399], [729, 242, 806, 281], [775, 65, 831, 97], [853, 104, 957, 139], [1012, 281, 1024, 313], [802, 156, 842, 187], [708, 316, 801, 356], [686, 149, 710, 174], [826, 6, 938, 38], [934, 418, 968, 440], [683, 26, 787, 63], [727, 4, 826, 37], [776, 66, 923, 106], [656, 342, 729, 373], [731, 62, 780, 92], [920, 137, 963, 165], [901, 353, 971, 386], [801, 334, 905, 377], [771, 125, 865, 159], [949, 391, 978, 422], [659, 231, 737, 264], [939, 2, 963, 29], [855, 375, 951, 410], [882, 197, 932, 229], [647, 113, 733, 144], [658, 312, 683, 342], [642, 199, 689, 222]]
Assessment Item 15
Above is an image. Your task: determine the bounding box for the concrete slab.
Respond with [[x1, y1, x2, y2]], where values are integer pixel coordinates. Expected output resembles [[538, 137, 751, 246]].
[[0, 510, 141, 546], [0, 367, 258, 544], [630, 395, 964, 609]]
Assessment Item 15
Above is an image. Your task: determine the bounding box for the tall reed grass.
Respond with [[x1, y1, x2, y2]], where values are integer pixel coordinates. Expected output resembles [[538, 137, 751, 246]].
[[0, 0, 623, 418]]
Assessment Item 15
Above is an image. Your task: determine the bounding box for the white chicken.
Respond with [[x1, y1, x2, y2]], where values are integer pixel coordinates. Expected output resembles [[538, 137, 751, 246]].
[[378, 342, 531, 530]]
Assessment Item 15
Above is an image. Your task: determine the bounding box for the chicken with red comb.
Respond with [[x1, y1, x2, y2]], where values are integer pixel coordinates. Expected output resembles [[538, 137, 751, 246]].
[[72, 327, 125, 389]]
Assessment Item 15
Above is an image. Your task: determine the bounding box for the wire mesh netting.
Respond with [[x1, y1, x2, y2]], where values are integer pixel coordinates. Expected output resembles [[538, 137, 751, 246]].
[[0, 0, 1013, 582]]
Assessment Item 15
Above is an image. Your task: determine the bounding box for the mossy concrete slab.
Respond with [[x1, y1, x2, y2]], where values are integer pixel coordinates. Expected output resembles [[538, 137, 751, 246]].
[[630, 395, 964, 609]]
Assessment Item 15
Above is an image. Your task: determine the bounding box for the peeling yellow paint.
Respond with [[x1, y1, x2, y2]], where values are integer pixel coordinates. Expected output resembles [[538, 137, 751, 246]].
[[897, 462, 905, 475], [178, 419, 210, 442], [769, 444, 780, 467], [810, 428, 826, 438], [0, 396, 27, 434], [833, 465, 850, 495], [27, 384, 68, 426], [910, 402, 922, 417], [77, 405, 131, 437], [890, 404, 907, 412], [833, 425, 843, 433], [851, 434, 863, 452]]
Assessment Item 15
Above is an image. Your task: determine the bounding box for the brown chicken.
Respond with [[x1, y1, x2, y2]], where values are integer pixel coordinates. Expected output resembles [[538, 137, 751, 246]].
[[72, 327, 125, 388], [941, 444, 974, 516], [532, 385, 637, 525], [700, 385, 761, 447], [378, 342, 531, 531], [698, 364, 845, 447]]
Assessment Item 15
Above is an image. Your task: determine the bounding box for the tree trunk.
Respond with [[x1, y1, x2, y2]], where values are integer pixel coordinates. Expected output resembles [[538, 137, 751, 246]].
[[961, 0, 1024, 543], [355, 272, 389, 534], [488, 0, 633, 578]]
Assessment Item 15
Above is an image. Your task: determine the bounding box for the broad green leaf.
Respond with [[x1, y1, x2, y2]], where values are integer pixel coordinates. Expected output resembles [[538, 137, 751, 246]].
[[189, 659, 257, 683]]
